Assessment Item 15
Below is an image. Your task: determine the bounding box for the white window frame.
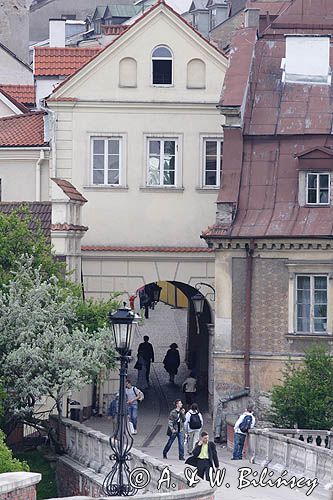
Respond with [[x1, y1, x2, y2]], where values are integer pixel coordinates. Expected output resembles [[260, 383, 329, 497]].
[[151, 45, 173, 87], [90, 136, 123, 186], [295, 274, 328, 334], [306, 172, 330, 205], [201, 137, 223, 188], [146, 137, 179, 187]]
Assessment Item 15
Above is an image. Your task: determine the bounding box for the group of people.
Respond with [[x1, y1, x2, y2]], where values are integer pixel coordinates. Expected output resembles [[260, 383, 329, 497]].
[[162, 398, 219, 479]]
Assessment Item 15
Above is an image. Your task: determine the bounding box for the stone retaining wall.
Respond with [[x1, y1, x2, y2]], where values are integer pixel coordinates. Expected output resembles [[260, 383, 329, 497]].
[[0, 472, 41, 500], [53, 418, 215, 499]]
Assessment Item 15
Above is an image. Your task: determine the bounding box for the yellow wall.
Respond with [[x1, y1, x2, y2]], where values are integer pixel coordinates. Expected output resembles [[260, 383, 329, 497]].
[[158, 281, 188, 308]]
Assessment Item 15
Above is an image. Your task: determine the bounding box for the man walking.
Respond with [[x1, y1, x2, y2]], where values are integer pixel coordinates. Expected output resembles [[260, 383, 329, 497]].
[[125, 379, 143, 435], [186, 431, 219, 480], [232, 405, 255, 460], [137, 335, 154, 385], [163, 399, 186, 460]]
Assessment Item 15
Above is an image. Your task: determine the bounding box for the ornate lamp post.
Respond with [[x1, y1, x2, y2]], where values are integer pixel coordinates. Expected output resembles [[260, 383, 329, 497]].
[[191, 291, 205, 316], [102, 303, 140, 497]]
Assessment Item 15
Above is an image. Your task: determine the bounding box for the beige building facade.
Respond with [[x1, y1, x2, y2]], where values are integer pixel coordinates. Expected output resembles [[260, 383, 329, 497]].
[[47, 1, 227, 300]]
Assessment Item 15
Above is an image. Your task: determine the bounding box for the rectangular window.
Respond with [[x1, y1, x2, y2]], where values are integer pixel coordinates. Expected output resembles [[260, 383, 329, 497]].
[[307, 173, 330, 204], [147, 138, 177, 186], [296, 275, 328, 333], [91, 137, 121, 185], [203, 139, 223, 187]]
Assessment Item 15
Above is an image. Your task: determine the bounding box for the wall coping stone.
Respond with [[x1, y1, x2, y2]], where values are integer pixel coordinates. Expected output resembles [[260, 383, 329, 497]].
[[0, 472, 41, 494]]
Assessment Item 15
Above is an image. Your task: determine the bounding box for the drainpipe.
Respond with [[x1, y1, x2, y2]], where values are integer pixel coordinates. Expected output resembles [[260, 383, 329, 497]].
[[244, 239, 255, 390], [35, 149, 45, 201]]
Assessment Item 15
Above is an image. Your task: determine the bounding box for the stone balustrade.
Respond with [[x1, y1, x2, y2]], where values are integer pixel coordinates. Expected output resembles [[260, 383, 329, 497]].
[[54, 418, 215, 499], [249, 428, 333, 488], [268, 429, 333, 449]]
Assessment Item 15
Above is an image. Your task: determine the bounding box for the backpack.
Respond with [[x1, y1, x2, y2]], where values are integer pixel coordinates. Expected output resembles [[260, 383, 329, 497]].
[[189, 412, 201, 430], [239, 414, 253, 433], [133, 387, 144, 402]]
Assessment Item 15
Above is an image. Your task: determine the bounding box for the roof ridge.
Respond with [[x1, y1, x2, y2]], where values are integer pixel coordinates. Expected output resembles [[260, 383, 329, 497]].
[[0, 111, 44, 123]]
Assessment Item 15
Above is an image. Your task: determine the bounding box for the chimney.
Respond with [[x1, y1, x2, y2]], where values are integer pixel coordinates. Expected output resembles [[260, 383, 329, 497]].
[[49, 18, 66, 47], [244, 8, 260, 29]]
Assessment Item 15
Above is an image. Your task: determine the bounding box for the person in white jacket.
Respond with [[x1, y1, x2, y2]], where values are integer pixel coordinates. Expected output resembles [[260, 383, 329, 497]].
[[232, 405, 255, 460], [184, 403, 203, 454]]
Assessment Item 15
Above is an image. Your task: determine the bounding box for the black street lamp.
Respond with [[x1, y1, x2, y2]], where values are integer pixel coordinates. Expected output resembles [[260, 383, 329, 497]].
[[191, 291, 205, 316], [102, 303, 140, 497]]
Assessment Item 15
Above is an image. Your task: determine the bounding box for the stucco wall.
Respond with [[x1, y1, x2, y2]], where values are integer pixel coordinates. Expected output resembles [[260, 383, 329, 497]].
[[0, 48, 32, 85], [0, 152, 49, 202], [0, 0, 30, 64]]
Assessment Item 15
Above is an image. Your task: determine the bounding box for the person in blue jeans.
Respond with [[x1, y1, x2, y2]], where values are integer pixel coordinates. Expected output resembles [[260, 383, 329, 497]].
[[232, 405, 255, 460], [125, 379, 142, 435], [163, 399, 186, 460]]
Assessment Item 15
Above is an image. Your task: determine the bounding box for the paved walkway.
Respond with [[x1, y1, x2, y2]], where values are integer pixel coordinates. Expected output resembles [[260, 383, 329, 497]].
[[86, 303, 329, 500]]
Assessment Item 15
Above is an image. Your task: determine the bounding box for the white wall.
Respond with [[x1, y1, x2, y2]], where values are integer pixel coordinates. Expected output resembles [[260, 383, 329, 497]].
[[0, 151, 49, 201], [36, 78, 60, 107], [0, 47, 33, 85], [0, 99, 18, 118]]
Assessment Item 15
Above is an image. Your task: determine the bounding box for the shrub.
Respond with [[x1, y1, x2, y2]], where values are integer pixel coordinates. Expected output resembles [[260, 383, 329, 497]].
[[270, 346, 333, 429], [0, 430, 29, 473]]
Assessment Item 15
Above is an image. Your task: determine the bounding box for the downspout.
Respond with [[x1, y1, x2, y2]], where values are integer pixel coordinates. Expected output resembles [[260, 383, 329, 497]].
[[244, 239, 255, 390], [35, 149, 45, 201]]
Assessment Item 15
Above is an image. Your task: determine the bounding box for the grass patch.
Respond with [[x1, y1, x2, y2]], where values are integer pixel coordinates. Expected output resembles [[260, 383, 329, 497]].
[[14, 449, 57, 499]]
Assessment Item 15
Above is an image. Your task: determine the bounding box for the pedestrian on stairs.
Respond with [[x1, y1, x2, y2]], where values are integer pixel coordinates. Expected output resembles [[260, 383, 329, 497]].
[[184, 403, 203, 454]]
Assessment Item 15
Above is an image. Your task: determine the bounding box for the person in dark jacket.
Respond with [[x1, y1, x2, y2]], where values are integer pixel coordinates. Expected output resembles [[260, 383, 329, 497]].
[[137, 335, 155, 385], [185, 431, 219, 480], [163, 343, 180, 384], [163, 399, 186, 460]]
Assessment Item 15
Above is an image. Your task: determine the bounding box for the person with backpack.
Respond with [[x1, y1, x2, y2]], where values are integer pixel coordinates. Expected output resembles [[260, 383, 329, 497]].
[[184, 403, 203, 454], [125, 379, 144, 435], [232, 404, 255, 460]]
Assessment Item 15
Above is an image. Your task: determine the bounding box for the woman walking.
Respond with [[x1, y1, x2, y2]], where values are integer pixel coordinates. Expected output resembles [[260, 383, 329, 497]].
[[163, 343, 180, 384]]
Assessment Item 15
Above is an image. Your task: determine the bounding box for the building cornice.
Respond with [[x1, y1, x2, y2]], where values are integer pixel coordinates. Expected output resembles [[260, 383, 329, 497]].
[[208, 238, 333, 251]]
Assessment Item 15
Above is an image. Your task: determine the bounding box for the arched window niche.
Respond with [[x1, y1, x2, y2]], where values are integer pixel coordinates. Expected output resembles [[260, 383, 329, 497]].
[[152, 45, 173, 85], [119, 57, 137, 88], [187, 58, 206, 89]]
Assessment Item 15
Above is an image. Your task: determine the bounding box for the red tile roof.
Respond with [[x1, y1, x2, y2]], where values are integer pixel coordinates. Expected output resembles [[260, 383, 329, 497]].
[[34, 47, 102, 77], [0, 85, 35, 106], [0, 202, 51, 237], [0, 87, 29, 113], [101, 25, 129, 36], [52, 223, 88, 232], [0, 112, 47, 147], [82, 246, 213, 253], [51, 178, 87, 203]]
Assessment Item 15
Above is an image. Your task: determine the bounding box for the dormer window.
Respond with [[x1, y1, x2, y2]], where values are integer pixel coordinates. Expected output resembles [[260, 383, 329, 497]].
[[307, 173, 330, 205], [152, 46, 173, 85], [283, 35, 331, 85]]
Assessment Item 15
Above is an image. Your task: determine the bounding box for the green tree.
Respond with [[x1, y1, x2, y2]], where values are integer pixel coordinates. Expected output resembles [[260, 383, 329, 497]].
[[0, 207, 66, 286], [0, 257, 116, 424], [270, 346, 333, 429]]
